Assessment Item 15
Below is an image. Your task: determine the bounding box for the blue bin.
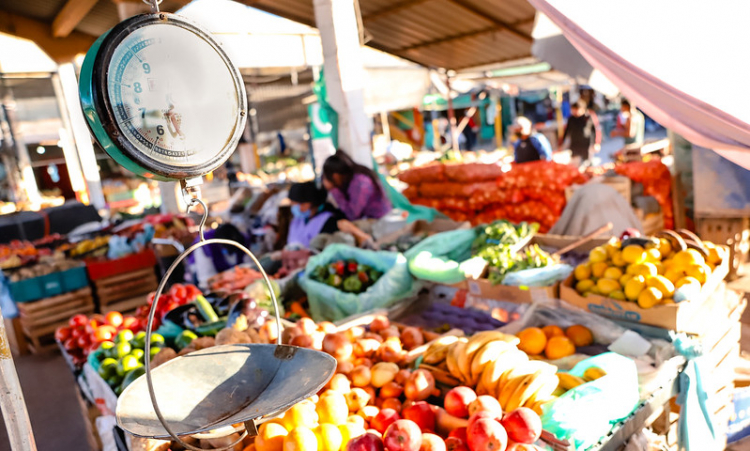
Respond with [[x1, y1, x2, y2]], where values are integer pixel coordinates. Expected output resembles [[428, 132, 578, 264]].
[[9, 266, 89, 303]]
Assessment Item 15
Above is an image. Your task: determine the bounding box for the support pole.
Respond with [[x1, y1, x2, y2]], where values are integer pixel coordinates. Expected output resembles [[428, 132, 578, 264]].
[[445, 75, 459, 152], [380, 111, 391, 142], [51, 72, 89, 204], [494, 93, 503, 149], [0, 305, 38, 451], [313, 0, 372, 168], [0, 79, 40, 206]]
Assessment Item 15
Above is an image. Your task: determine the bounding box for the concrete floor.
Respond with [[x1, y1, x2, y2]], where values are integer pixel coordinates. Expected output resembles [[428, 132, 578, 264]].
[[0, 352, 92, 451]]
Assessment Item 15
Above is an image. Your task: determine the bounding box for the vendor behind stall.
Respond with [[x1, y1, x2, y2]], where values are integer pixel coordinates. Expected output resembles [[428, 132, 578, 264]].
[[322, 150, 391, 220], [187, 223, 250, 288], [512, 116, 552, 163], [287, 181, 345, 248]]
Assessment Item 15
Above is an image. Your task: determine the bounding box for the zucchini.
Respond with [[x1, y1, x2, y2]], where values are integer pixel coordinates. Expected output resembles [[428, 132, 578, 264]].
[[194, 295, 219, 323], [195, 320, 227, 337]]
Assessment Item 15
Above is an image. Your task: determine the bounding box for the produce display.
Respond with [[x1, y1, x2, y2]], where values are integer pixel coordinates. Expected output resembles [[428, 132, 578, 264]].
[[571, 230, 725, 308], [208, 265, 264, 293], [614, 160, 674, 229], [471, 221, 554, 284], [0, 240, 45, 268], [91, 329, 165, 395], [134, 283, 202, 330], [55, 311, 143, 368], [5, 253, 82, 282], [398, 303, 506, 335], [64, 235, 110, 258], [401, 161, 586, 231], [310, 260, 383, 294]]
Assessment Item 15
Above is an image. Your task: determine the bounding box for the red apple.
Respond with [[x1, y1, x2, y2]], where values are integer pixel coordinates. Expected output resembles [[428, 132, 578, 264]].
[[467, 411, 503, 430], [420, 433, 446, 451], [384, 420, 423, 451], [448, 427, 467, 442], [500, 408, 541, 445], [445, 438, 469, 451], [372, 408, 402, 434], [348, 432, 385, 451], [444, 387, 477, 418], [403, 401, 436, 432], [468, 396, 503, 417], [467, 419, 508, 451]]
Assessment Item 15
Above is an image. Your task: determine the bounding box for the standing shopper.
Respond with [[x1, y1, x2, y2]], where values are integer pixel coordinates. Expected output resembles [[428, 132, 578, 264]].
[[512, 117, 553, 163], [558, 100, 602, 166], [611, 99, 645, 146], [322, 150, 391, 220]]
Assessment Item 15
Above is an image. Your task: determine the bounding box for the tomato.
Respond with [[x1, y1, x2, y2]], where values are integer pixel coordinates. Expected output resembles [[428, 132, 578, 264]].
[[93, 325, 116, 342], [147, 292, 156, 305], [121, 316, 141, 332], [76, 335, 91, 349], [55, 326, 71, 342], [71, 326, 85, 339], [169, 284, 187, 301], [105, 311, 123, 328], [63, 338, 78, 351], [185, 284, 201, 299], [69, 314, 88, 328]]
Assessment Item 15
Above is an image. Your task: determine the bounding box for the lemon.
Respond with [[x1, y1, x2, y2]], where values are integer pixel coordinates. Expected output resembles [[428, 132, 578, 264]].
[[654, 262, 665, 275], [283, 427, 318, 451], [664, 268, 685, 283], [257, 422, 289, 451], [622, 245, 647, 264], [283, 401, 319, 430], [631, 262, 658, 278], [589, 286, 602, 295], [624, 275, 646, 301], [619, 273, 634, 287], [675, 276, 701, 289], [591, 261, 609, 278], [686, 264, 709, 284], [611, 251, 627, 267], [603, 267, 623, 280], [646, 275, 675, 297], [657, 238, 672, 256], [645, 248, 662, 263], [662, 298, 676, 305], [576, 279, 595, 293], [637, 287, 663, 309], [673, 249, 705, 267], [610, 290, 626, 301], [574, 263, 592, 280], [597, 278, 621, 295], [316, 391, 348, 425], [314, 424, 343, 451], [589, 246, 609, 263]]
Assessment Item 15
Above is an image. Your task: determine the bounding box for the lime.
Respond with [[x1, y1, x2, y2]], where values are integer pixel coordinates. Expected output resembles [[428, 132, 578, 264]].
[[115, 329, 134, 344], [99, 340, 116, 358], [114, 342, 132, 360], [149, 347, 161, 360], [117, 355, 140, 377], [130, 349, 145, 362], [99, 358, 118, 379], [150, 333, 165, 347], [130, 331, 147, 349], [107, 375, 123, 388]]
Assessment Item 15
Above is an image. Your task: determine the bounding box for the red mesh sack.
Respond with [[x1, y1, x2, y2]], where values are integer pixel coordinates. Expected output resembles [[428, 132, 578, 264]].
[[398, 164, 445, 184], [444, 163, 504, 183]]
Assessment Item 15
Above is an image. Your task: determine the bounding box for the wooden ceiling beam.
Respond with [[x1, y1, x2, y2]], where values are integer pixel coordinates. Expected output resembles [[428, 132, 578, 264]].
[[362, 0, 432, 21], [442, 0, 532, 43], [52, 0, 99, 38], [0, 10, 97, 63]]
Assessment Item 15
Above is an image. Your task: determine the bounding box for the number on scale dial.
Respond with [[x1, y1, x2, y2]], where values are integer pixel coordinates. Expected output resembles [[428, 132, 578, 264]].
[[107, 22, 241, 169]]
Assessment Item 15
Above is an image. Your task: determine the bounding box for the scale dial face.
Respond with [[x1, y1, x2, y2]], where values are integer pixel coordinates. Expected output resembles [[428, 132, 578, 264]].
[[81, 14, 247, 180]]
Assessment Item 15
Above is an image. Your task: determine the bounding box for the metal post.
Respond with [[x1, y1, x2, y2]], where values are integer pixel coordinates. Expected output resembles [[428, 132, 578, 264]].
[[494, 92, 503, 149], [445, 75, 459, 152], [0, 306, 38, 451]]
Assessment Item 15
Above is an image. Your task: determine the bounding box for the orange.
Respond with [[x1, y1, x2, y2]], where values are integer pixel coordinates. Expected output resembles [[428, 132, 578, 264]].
[[243, 445, 256, 451], [545, 336, 576, 360], [283, 427, 318, 451], [565, 325, 594, 347], [316, 391, 349, 425], [338, 423, 366, 448], [542, 325, 565, 339], [256, 422, 289, 451], [517, 327, 548, 356], [282, 401, 319, 431], [314, 423, 343, 451]]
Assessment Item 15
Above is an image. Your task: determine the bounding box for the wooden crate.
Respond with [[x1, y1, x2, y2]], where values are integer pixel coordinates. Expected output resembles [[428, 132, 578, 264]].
[[696, 217, 750, 280], [92, 267, 157, 314], [16, 287, 94, 354]]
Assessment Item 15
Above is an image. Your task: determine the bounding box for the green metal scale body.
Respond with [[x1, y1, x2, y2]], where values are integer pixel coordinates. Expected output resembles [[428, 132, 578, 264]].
[[79, 13, 247, 181]]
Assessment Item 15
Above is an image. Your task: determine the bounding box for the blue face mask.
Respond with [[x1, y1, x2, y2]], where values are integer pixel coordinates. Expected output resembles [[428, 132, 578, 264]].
[[291, 204, 311, 220]]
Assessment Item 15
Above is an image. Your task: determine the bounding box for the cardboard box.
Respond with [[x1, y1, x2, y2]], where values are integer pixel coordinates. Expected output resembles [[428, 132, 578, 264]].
[[462, 278, 558, 304], [532, 233, 611, 254], [559, 254, 729, 333]]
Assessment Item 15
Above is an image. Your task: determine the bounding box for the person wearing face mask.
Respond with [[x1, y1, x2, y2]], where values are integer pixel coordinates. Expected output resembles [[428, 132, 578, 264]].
[[286, 181, 346, 248]]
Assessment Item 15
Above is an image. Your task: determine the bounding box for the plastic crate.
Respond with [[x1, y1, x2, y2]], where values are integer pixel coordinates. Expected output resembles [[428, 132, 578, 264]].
[[9, 266, 89, 303], [85, 249, 157, 280]]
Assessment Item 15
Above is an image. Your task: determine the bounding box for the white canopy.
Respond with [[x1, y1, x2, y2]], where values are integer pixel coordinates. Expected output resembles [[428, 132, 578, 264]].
[[527, 0, 750, 169]]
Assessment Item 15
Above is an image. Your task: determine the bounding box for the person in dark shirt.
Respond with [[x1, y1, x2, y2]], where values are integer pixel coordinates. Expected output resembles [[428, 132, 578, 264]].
[[512, 116, 552, 163], [558, 100, 602, 166]]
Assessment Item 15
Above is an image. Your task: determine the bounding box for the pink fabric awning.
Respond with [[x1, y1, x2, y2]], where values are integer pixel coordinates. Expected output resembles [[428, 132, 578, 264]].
[[527, 0, 750, 169]]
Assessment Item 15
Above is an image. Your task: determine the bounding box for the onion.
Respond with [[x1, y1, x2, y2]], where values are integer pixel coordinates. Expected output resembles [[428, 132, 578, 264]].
[[297, 317, 317, 335], [363, 332, 384, 343], [259, 321, 279, 343], [379, 381, 404, 399], [376, 337, 404, 364], [346, 388, 371, 412], [400, 327, 424, 350], [322, 333, 353, 362], [395, 369, 411, 385], [281, 326, 301, 345], [381, 398, 402, 413], [350, 365, 372, 387], [317, 321, 338, 334], [370, 316, 390, 333], [379, 326, 401, 340], [311, 331, 325, 350], [370, 362, 400, 388], [353, 338, 381, 358], [355, 358, 373, 368], [404, 369, 436, 401], [290, 334, 313, 348], [327, 373, 351, 393], [337, 360, 354, 375], [346, 326, 366, 342]]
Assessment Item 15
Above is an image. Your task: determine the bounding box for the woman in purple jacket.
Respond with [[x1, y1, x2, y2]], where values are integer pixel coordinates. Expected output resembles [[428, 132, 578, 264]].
[[322, 151, 391, 221]]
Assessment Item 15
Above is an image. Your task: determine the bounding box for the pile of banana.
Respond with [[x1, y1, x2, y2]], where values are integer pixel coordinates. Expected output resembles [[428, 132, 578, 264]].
[[555, 367, 607, 395], [422, 331, 559, 414]]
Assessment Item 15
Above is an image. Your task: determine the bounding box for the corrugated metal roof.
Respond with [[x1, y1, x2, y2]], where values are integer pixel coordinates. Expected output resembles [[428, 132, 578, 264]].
[[0, 0, 535, 70]]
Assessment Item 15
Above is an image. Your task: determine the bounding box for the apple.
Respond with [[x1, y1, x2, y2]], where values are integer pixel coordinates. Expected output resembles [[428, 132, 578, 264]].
[[403, 401, 436, 432], [467, 411, 503, 430], [500, 408, 541, 445], [380, 382, 405, 399], [372, 408, 402, 434], [347, 432, 385, 451], [445, 438, 469, 451], [467, 419, 508, 451], [384, 420, 422, 451], [370, 316, 390, 333], [448, 428, 467, 442], [420, 433, 446, 451], [381, 398, 403, 413], [444, 387, 477, 418], [468, 396, 503, 417]]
